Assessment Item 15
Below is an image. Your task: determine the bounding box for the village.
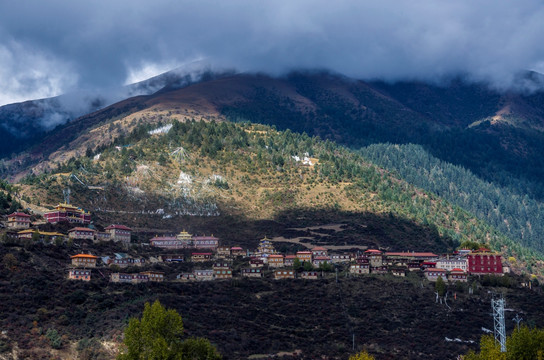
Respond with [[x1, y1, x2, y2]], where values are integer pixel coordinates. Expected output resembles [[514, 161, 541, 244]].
[[4, 203, 508, 285]]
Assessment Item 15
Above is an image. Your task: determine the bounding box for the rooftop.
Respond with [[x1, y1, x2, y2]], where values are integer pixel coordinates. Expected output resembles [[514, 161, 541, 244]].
[[71, 254, 98, 259], [105, 224, 132, 231]]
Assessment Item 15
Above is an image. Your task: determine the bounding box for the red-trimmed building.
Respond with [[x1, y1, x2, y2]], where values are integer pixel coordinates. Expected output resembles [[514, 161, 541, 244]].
[[467, 249, 503, 275], [44, 203, 91, 224], [192, 253, 213, 262], [110, 273, 149, 283], [71, 254, 98, 268], [274, 269, 295, 280], [311, 246, 328, 257], [268, 254, 285, 268], [242, 268, 263, 278], [296, 251, 312, 263], [69, 269, 91, 281], [7, 212, 31, 229], [140, 271, 165, 282], [448, 268, 468, 282], [300, 271, 319, 280], [213, 262, 233, 279], [424, 268, 447, 281], [231, 246, 245, 257], [194, 269, 214, 281], [283, 255, 297, 267], [149, 236, 184, 249], [350, 263, 370, 275], [365, 249, 384, 267], [105, 225, 132, 244], [193, 235, 219, 250], [68, 227, 97, 241]]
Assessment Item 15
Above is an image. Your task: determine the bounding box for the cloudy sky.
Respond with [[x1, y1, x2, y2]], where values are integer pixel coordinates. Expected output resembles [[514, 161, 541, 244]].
[[1, 0, 544, 106]]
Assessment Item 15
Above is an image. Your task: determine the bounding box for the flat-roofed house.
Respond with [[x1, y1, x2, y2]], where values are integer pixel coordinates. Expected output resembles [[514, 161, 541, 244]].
[[105, 225, 132, 244], [68, 227, 97, 241], [424, 268, 447, 282], [140, 271, 164, 282], [300, 271, 319, 280], [274, 269, 295, 280], [350, 263, 370, 275], [193, 235, 219, 250], [191, 253, 213, 262], [68, 269, 91, 281], [242, 268, 263, 278], [268, 254, 285, 268], [7, 212, 31, 229], [213, 262, 233, 279], [296, 251, 312, 264], [194, 269, 214, 281]]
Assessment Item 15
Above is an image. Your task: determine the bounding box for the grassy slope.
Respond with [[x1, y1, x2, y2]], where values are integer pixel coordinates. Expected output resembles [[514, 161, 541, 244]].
[[18, 120, 537, 269]]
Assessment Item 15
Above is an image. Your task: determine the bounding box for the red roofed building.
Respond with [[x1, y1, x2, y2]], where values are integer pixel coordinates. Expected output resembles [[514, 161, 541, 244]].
[[296, 251, 312, 263], [268, 254, 285, 268], [231, 246, 245, 257], [424, 268, 447, 282], [311, 246, 328, 257], [44, 203, 91, 224], [105, 225, 132, 244], [7, 212, 31, 229], [283, 255, 297, 267], [312, 256, 331, 267], [68, 227, 97, 241], [467, 249, 503, 276], [448, 268, 468, 282]]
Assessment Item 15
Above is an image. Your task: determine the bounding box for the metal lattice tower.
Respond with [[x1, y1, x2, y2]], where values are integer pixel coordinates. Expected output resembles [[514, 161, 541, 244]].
[[492, 297, 507, 352], [63, 188, 71, 204]]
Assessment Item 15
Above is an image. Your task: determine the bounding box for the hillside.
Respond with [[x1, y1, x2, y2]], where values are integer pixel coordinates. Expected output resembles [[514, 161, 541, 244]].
[[14, 120, 542, 273], [1, 242, 544, 360]]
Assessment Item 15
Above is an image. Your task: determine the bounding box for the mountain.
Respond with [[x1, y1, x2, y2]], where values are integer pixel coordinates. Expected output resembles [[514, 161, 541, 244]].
[[0, 64, 234, 159], [4, 71, 544, 189]]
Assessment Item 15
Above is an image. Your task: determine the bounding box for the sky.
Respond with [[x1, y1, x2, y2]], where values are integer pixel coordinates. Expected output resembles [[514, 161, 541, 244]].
[[1, 0, 544, 106]]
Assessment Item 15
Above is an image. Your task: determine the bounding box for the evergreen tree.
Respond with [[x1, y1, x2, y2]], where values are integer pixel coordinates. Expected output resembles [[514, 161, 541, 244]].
[[117, 300, 221, 360]]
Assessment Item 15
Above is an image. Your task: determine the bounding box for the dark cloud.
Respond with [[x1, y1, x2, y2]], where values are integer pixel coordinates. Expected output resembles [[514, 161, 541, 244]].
[[1, 0, 544, 105]]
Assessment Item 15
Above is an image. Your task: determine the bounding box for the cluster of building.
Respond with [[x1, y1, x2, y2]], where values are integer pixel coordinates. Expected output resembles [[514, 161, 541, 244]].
[[68, 253, 164, 283], [11, 205, 501, 285], [348, 248, 504, 283], [6, 205, 132, 244]]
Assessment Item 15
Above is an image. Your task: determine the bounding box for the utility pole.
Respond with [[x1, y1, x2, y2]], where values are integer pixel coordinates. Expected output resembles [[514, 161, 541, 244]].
[[513, 313, 523, 331], [352, 333, 355, 351], [492, 296, 507, 352]]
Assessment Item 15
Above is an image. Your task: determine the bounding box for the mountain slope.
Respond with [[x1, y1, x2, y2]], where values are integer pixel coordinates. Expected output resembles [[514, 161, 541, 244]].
[[5, 71, 544, 193]]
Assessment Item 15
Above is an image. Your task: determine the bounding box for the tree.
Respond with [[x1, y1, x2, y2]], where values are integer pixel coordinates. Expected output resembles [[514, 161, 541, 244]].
[[435, 276, 446, 297], [2, 253, 17, 270], [349, 350, 375, 360], [303, 261, 314, 271], [293, 258, 302, 271], [117, 300, 221, 360], [464, 326, 544, 360]]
